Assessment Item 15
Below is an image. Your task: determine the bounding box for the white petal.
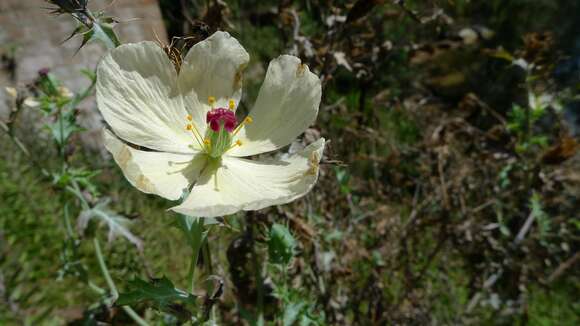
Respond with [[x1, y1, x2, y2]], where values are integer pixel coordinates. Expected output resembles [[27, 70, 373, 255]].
[[178, 31, 249, 129], [227, 55, 321, 157], [97, 41, 195, 153], [171, 139, 325, 217], [103, 129, 207, 201]]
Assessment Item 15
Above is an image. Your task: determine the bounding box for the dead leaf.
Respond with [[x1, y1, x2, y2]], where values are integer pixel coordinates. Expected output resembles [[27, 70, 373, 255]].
[[542, 136, 579, 165]]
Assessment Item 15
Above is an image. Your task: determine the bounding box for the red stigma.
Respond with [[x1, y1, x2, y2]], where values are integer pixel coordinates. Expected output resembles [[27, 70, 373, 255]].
[[206, 108, 237, 132]]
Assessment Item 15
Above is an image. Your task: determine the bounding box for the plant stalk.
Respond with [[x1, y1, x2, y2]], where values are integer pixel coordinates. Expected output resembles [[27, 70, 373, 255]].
[[93, 237, 149, 326], [188, 242, 201, 294]]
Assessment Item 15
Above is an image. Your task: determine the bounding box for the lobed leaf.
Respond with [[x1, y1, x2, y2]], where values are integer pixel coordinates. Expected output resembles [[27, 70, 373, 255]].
[[117, 276, 195, 305]]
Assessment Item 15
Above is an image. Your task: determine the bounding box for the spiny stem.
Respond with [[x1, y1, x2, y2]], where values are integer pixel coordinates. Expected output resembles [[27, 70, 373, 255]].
[[93, 237, 118, 299], [188, 242, 201, 294], [93, 237, 149, 326], [250, 223, 264, 320], [180, 215, 206, 295], [122, 306, 149, 326], [203, 239, 213, 275], [63, 203, 75, 238]]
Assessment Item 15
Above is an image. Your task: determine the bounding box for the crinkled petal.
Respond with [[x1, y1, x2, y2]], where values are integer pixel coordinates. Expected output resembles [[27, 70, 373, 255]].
[[97, 41, 195, 153], [104, 129, 207, 201], [228, 55, 321, 157], [171, 138, 325, 217], [178, 31, 249, 129]]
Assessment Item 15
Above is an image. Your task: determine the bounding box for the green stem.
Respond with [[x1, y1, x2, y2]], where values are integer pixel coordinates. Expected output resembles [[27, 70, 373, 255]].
[[71, 71, 97, 108], [281, 266, 288, 315], [93, 237, 149, 326], [178, 215, 206, 294], [203, 239, 213, 275], [93, 237, 118, 299], [67, 180, 90, 210], [201, 238, 216, 322], [122, 306, 148, 326], [251, 224, 264, 320], [88, 281, 106, 295], [58, 106, 65, 164], [63, 202, 75, 239], [188, 243, 201, 294]]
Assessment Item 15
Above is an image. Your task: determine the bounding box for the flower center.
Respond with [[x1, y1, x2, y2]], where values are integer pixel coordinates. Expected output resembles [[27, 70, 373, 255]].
[[184, 96, 253, 158], [204, 107, 235, 158], [206, 108, 236, 132]]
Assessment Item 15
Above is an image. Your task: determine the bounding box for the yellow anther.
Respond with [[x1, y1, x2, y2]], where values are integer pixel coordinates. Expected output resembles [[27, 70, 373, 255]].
[[226, 139, 243, 153], [185, 118, 206, 151], [208, 96, 216, 106], [232, 116, 253, 137], [228, 99, 236, 110], [204, 138, 211, 147]]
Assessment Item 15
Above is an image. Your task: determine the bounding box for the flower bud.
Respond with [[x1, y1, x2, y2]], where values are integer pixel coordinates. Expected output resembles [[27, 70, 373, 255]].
[[46, 0, 88, 14]]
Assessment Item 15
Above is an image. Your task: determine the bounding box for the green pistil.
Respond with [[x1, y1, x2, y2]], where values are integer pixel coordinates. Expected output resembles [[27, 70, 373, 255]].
[[205, 122, 232, 158]]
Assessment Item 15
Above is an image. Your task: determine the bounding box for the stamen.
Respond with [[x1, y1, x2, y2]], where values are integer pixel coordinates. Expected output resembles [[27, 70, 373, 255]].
[[208, 96, 216, 107], [228, 99, 236, 110], [167, 160, 193, 174], [185, 115, 205, 150], [168, 160, 190, 166], [167, 166, 191, 175], [232, 116, 253, 136], [226, 139, 243, 152], [204, 138, 211, 150]]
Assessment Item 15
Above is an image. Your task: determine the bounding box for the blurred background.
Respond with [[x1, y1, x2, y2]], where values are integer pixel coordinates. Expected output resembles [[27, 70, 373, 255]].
[[1, 0, 579, 324]]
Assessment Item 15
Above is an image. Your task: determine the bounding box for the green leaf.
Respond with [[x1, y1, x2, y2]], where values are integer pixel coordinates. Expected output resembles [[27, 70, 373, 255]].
[[46, 110, 82, 146], [77, 198, 143, 251], [175, 215, 207, 251], [335, 167, 351, 195], [284, 302, 306, 326], [268, 223, 297, 265], [63, 24, 87, 43], [74, 18, 120, 53], [79, 68, 96, 81], [117, 276, 197, 309], [498, 164, 513, 189], [530, 192, 551, 238], [91, 22, 120, 49]]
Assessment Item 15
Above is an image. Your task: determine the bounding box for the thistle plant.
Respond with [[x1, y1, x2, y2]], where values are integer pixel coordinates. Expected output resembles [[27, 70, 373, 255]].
[[2, 1, 327, 323], [96, 31, 325, 323], [45, 0, 120, 50], [2, 70, 147, 325]]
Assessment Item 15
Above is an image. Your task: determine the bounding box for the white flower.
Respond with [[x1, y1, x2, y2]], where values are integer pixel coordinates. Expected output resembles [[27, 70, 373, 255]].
[[97, 31, 325, 218]]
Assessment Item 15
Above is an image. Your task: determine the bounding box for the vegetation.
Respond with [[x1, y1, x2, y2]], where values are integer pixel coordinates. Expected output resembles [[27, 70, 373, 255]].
[[1, 0, 578, 324]]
